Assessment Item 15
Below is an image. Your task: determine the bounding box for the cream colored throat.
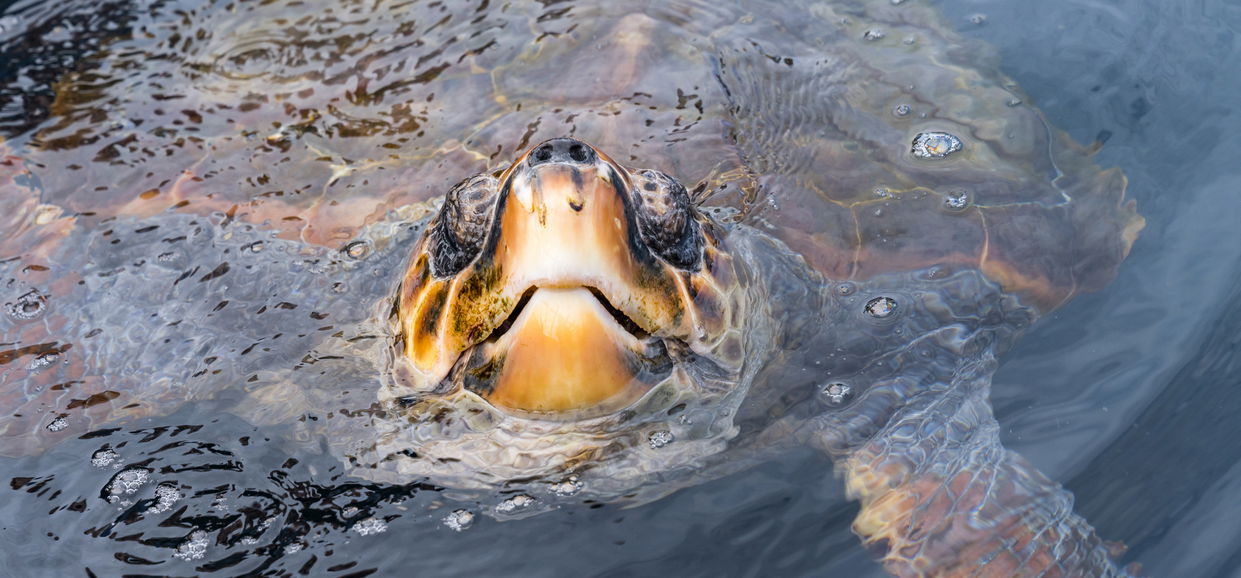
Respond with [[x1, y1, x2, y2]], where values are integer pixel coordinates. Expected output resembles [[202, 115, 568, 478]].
[[475, 287, 652, 414]]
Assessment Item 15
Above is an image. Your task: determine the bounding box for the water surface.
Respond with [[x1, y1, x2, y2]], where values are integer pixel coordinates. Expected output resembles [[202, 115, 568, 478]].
[[1, 0, 1239, 576]]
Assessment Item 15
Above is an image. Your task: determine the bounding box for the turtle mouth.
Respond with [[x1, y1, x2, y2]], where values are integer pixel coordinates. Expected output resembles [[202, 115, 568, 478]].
[[397, 138, 731, 420], [487, 285, 651, 343], [448, 285, 673, 418]]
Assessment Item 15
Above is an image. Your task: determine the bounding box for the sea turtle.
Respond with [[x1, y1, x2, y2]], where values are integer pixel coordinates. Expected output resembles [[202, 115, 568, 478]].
[[0, 0, 1143, 575]]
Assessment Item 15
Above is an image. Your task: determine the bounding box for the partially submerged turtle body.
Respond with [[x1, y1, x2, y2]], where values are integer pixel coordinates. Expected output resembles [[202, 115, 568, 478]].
[[1, 0, 1142, 576]]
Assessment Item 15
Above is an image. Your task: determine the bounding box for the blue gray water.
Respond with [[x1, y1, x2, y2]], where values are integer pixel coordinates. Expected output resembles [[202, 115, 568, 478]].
[[948, 2, 1241, 576], [1, 0, 1239, 576]]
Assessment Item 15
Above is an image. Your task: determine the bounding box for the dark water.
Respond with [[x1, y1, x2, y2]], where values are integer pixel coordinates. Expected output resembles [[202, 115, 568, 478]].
[[0, 0, 1238, 576]]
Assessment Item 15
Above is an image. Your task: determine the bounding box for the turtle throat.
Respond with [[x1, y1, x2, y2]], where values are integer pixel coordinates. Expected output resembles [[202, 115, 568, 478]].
[[454, 286, 671, 418]]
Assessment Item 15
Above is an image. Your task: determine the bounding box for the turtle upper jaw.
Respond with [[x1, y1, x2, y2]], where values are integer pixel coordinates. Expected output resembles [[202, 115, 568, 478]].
[[487, 162, 678, 332], [398, 139, 726, 418]]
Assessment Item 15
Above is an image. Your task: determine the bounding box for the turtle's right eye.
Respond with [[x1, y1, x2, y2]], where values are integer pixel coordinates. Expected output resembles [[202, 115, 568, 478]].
[[428, 174, 499, 277], [630, 169, 703, 271]]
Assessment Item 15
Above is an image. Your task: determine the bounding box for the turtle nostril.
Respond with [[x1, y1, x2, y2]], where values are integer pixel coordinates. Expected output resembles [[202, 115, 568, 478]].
[[527, 138, 597, 167], [568, 143, 588, 163], [533, 144, 554, 163]]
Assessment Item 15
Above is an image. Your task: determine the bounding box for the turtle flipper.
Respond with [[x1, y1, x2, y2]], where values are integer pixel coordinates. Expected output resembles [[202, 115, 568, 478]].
[[839, 368, 1131, 577], [746, 261, 1139, 576]]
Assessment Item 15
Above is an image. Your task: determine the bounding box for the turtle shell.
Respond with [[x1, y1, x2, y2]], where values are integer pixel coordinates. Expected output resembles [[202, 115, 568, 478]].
[[0, 2, 1143, 573], [16, 0, 1139, 313], [1, 0, 1141, 468]]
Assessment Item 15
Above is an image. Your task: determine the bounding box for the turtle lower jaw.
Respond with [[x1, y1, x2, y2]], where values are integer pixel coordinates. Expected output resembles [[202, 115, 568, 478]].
[[451, 286, 673, 419]]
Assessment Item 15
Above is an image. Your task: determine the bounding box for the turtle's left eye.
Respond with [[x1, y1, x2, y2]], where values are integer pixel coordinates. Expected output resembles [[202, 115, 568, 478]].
[[428, 174, 499, 277], [630, 169, 703, 270]]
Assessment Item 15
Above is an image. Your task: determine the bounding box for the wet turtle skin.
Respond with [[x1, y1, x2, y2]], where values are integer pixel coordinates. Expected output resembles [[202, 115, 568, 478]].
[[0, 0, 1142, 576]]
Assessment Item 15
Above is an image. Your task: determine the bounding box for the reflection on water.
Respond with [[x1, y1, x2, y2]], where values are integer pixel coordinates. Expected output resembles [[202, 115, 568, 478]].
[[0, 0, 1238, 575]]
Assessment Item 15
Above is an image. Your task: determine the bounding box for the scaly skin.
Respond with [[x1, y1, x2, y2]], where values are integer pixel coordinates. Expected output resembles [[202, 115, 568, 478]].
[[844, 373, 1130, 577]]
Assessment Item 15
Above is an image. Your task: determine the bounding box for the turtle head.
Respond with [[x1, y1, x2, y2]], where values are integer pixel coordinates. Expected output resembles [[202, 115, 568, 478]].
[[395, 138, 740, 419]]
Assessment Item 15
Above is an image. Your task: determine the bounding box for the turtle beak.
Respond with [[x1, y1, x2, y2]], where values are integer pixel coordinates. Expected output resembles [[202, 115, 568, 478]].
[[398, 138, 705, 418]]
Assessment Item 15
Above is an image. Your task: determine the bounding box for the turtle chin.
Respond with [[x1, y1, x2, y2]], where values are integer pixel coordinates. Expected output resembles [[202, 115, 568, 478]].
[[449, 286, 674, 419]]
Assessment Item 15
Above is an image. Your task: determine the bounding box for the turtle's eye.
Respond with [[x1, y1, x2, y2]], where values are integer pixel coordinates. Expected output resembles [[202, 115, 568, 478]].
[[630, 169, 703, 270], [428, 174, 499, 276]]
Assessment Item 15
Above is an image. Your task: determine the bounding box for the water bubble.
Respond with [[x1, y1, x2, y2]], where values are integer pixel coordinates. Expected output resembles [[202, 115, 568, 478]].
[[911, 132, 963, 159], [91, 448, 119, 468], [244, 241, 265, 253], [822, 383, 853, 405], [862, 29, 886, 41], [173, 531, 209, 561], [872, 186, 890, 198], [28, 352, 59, 371], [943, 190, 971, 211], [284, 543, 304, 554], [648, 430, 674, 449], [550, 475, 582, 496], [902, 35, 917, 45], [864, 296, 898, 318], [442, 509, 474, 532], [496, 494, 536, 514], [1006, 97, 1023, 107], [46, 416, 68, 432], [6, 290, 47, 321], [353, 516, 389, 536], [148, 483, 182, 514], [836, 283, 856, 296], [892, 104, 911, 117], [969, 13, 988, 25], [890, 0, 908, 4], [343, 241, 371, 260], [106, 467, 152, 503]]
